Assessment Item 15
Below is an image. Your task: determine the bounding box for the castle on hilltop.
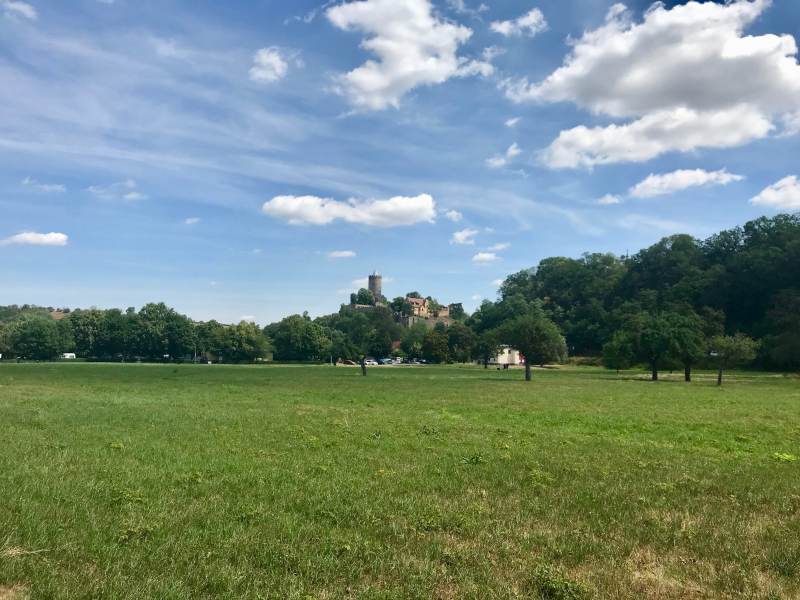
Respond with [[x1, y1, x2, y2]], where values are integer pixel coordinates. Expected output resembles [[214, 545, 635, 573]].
[[350, 272, 460, 329]]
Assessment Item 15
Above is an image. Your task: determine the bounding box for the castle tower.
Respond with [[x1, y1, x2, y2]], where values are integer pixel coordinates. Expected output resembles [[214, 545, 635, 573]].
[[368, 272, 382, 301]]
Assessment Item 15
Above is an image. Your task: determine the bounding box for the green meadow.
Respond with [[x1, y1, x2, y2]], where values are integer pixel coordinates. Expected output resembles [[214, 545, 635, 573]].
[[1, 363, 799, 599]]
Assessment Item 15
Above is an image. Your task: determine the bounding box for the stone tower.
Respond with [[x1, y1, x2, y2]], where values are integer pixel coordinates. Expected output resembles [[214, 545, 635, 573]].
[[368, 272, 382, 302]]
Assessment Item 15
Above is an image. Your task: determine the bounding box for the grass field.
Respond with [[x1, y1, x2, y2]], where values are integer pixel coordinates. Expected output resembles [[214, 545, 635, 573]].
[[1, 363, 799, 599]]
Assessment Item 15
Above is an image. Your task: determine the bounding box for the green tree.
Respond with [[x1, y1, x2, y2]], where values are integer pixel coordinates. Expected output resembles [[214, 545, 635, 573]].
[[474, 330, 501, 369], [135, 303, 194, 360], [68, 309, 105, 358], [9, 317, 64, 360], [267, 315, 330, 361], [228, 321, 271, 362], [671, 311, 708, 382], [602, 330, 635, 373], [498, 313, 567, 381], [401, 322, 428, 359], [447, 321, 476, 363], [350, 288, 375, 306], [449, 303, 466, 321], [422, 326, 449, 364], [710, 334, 759, 386], [764, 290, 800, 370]]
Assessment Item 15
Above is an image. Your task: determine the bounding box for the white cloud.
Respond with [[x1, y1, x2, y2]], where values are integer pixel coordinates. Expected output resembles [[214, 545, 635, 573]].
[[472, 251, 498, 263], [486, 142, 522, 168], [470, 294, 482, 301], [249, 47, 289, 83], [326, 0, 492, 111], [619, 214, 693, 233], [505, 117, 521, 128], [506, 0, 800, 167], [451, 227, 478, 245], [492, 278, 504, 287], [487, 242, 510, 251], [87, 179, 148, 201], [750, 175, 800, 210], [629, 168, 744, 199], [540, 105, 773, 169], [447, 0, 488, 16], [597, 194, 622, 206], [444, 209, 463, 222], [1, 231, 68, 246], [491, 8, 547, 37], [328, 250, 357, 258], [184, 217, 200, 225], [240, 315, 256, 323], [262, 193, 436, 227], [22, 176, 65, 193], [1, 0, 37, 20]]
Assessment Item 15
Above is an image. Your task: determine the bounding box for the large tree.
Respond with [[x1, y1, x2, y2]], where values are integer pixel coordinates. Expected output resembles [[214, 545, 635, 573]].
[[267, 314, 330, 362], [710, 334, 759, 386], [498, 313, 566, 381]]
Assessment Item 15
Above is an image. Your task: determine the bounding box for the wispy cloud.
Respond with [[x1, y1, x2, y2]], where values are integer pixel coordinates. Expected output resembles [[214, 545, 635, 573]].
[[451, 228, 478, 245], [472, 251, 498, 263], [1, 231, 68, 246], [87, 179, 148, 201], [22, 176, 65, 193], [328, 250, 356, 258]]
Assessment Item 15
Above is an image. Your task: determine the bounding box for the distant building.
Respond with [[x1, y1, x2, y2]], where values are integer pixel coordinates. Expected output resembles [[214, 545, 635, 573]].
[[477, 346, 524, 366], [407, 297, 429, 318], [368, 272, 382, 301]]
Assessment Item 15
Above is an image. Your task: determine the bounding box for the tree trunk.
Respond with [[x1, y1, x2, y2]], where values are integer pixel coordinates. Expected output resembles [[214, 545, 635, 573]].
[[360, 358, 367, 377], [684, 365, 691, 383], [483, 358, 488, 369], [651, 364, 658, 381], [525, 362, 532, 382], [717, 367, 723, 386]]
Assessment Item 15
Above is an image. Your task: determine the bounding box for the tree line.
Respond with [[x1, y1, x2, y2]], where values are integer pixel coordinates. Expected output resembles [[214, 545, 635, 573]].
[[1, 215, 797, 381], [0, 303, 270, 363]]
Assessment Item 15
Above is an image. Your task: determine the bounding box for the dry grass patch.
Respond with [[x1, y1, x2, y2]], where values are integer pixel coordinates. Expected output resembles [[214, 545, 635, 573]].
[[0, 585, 28, 600]]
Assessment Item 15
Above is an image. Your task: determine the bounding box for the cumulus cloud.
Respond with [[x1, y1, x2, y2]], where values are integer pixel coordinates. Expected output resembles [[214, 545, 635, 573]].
[[472, 251, 498, 263], [328, 250, 357, 258], [505, 117, 521, 128], [491, 8, 547, 37], [597, 194, 622, 206], [22, 176, 65, 193], [444, 209, 463, 222], [750, 175, 800, 210], [1, 231, 68, 246], [184, 217, 200, 225], [540, 105, 773, 169], [1, 0, 37, 20], [87, 179, 148, 201], [326, 0, 492, 111], [505, 0, 800, 167], [492, 278, 504, 287], [262, 193, 436, 227], [451, 227, 478, 245], [486, 142, 522, 168], [629, 168, 744, 199], [249, 47, 289, 83]]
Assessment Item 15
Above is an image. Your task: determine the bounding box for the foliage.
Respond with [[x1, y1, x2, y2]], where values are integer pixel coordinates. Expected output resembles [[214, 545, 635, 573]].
[[710, 333, 759, 385], [267, 314, 330, 361], [498, 312, 567, 380], [421, 326, 449, 363]]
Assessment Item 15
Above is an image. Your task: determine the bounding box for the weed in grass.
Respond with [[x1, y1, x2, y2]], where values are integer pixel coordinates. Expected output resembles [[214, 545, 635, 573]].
[[116, 524, 154, 545], [461, 453, 485, 465], [773, 453, 798, 462], [527, 563, 590, 600]]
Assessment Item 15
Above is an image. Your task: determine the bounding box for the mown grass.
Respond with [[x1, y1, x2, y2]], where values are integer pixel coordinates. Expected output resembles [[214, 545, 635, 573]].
[[1, 363, 799, 599]]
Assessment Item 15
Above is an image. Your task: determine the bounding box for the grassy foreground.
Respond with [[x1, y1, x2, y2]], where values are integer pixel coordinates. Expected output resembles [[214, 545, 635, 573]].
[[1, 364, 799, 599]]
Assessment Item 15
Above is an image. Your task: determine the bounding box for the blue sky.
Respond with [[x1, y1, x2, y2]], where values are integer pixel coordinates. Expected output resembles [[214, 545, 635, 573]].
[[1, 0, 799, 324]]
